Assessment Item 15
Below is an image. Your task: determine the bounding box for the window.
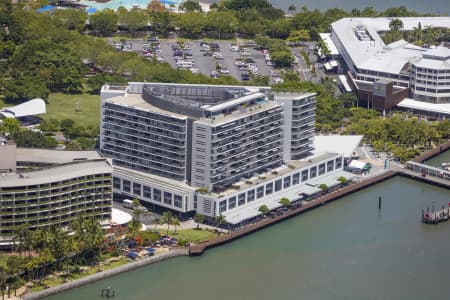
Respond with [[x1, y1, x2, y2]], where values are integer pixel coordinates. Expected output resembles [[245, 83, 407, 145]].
[[153, 189, 161, 202], [335, 158, 342, 169], [247, 190, 255, 202], [143, 186, 151, 199], [238, 193, 246, 206], [275, 179, 282, 192], [219, 200, 227, 213], [318, 164, 325, 175], [301, 170, 308, 182], [327, 160, 334, 172], [265, 183, 273, 195], [133, 183, 141, 196], [113, 177, 121, 189], [257, 186, 264, 198], [284, 176, 291, 188], [122, 180, 130, 193], [228, 197, 236, 209], [194, 195, 197, 209], [174, 195, 182, 208], [310, 167, 317, 178], [293, 173, 300, 185], [164, 192, 172, 205]]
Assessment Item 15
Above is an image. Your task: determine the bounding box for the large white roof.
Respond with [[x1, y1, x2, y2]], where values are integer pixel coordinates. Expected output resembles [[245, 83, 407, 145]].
[[313, 135, 363, 158], [397, 98, 450, 116], [0, 98, 46, 118], [331, 17, 450, 74]]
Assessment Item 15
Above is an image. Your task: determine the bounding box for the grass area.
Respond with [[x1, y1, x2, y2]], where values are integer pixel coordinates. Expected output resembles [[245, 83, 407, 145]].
[[158, 228, 217, 243], [31, 257, 128, 292], [43, 92, 100, 127], [300, 51, 311, 66]]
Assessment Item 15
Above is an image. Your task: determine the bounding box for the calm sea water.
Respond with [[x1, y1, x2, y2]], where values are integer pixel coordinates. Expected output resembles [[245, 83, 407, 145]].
[[426, 150, 450, 167], [48, 167, 450, 300]]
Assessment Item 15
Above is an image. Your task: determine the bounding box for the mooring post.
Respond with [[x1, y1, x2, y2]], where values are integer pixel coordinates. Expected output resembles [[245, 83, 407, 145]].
[[378, 196, 381, 210]]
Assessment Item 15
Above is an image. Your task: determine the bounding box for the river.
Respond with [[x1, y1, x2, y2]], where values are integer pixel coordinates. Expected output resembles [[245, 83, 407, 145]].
[[48, 154, 450, 300], [201, 0, 450, 14]]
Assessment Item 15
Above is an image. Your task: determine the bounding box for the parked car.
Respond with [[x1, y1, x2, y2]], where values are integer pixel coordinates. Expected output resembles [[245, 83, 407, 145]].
[[210, 70, 219, 78]]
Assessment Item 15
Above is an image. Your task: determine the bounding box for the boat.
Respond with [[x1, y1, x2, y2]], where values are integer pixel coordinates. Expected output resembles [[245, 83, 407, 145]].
[[439, 163, 450, 171]]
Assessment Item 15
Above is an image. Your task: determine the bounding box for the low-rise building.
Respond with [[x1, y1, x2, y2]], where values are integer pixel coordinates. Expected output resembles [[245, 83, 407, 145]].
[[0, 144, 113, 244]]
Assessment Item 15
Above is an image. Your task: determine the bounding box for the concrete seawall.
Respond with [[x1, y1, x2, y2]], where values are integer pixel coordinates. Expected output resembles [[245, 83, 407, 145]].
[[413, 140, 450, 163], [23, 249, 189, 300], [190, 170, 398, 255]]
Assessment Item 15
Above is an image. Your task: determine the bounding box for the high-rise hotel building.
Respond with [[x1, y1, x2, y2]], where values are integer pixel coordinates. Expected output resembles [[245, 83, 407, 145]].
[[101, 83, 344, 224]]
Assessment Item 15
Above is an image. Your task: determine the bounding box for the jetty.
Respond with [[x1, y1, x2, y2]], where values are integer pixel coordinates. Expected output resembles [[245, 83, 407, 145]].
[[403, 161, 450, 189]]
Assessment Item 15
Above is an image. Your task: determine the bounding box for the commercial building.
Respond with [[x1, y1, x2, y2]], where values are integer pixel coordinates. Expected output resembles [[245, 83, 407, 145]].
[[326, 17, 450, 115], [0, 144, 113, 244], [101, 83, 350, 224]]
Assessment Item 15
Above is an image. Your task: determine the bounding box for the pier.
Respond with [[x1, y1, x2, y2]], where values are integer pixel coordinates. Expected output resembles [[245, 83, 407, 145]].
[[402, 161, 450, 189]]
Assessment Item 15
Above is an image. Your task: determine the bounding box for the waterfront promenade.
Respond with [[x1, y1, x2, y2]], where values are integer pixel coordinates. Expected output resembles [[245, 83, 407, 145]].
[[23, 249, 188, 300]]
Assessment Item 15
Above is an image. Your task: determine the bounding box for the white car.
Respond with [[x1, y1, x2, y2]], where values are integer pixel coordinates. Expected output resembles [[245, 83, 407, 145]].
[[220, 68, 230, 74], [230, 45, 240, 52], [214, 52, 224, 59]]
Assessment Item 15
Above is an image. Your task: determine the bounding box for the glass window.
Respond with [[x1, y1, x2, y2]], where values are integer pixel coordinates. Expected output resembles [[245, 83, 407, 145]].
[[174, 195, 182, 208], [275, 179, 282, 192], [113, 177, 121, 189], [143, 186, 151, 199], [301, 170, 308, 182], [133, 183, 141, 196], [327, 160, 334, 172], [228, 197, 236, 209], [257, 186, 264, 198], [153, 189, 161, 202], [164, 192, 172, 205], [247, 190, 255, 202], [335, 157, 342, 169], [318, 164, 325, 175], [265, 182, 273, 195], [310, 167, 317, 178], [284, 176, 291, 188], [293, 173, 300, 185], [238, 193, 246, 206], [219, 200, 227, 213], [122, 180, 130, 193]]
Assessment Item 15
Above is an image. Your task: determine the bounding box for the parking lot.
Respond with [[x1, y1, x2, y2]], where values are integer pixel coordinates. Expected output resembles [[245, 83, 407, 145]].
[[109, 38, 278, 83]]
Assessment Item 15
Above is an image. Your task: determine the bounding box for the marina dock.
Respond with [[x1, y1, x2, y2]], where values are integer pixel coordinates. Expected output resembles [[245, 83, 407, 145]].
[[422, 207, 450, 224]]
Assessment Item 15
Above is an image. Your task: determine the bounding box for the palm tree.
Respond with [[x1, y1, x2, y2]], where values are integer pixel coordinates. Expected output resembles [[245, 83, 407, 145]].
[[215, 214, 226, 232], [389, 18, 404, 32], [0, 265, 8, 300], [288, 4, 296, 15], [12, 224, 32, 257], [171, 217, 180, 235], [160, 211, 173, 236], [258, 205, 269, 216], [279, 197, 291, 208], [193, 214, 204, 230]]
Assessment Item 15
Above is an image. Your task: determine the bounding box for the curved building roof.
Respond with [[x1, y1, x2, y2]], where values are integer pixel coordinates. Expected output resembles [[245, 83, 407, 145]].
[[0, 98, 46, 118]]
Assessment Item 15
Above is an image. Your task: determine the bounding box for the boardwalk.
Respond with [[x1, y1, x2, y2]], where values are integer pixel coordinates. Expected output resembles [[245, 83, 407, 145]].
[[190, 170, 398, 255]]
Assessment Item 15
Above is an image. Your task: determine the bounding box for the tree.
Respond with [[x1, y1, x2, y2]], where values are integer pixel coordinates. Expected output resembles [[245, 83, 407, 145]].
[[0, 118, 20, 134], [171, 217, 180, 235], [206, 11, 238, 39], [258, 204, 269, 215], [89, 9, 118, 36], [287, 29, 311, 43], [337, 176, 347, 184], [214, 214, 226, 231], [160, 211, 173, 236], [147, 0, 166, 13], [179, 0, 202, 12], [193, 214, 204, 229], [271, 50, 294, 67], [279, 197, 291, 208], [12, 224, 32, 257], [53, 8, 87, 32], [389, 18, 404, 32], [288, 4, 296, 15], [175, 12, 206, 37], [118, 8, 148, 37], [319, 184, 329, 191]]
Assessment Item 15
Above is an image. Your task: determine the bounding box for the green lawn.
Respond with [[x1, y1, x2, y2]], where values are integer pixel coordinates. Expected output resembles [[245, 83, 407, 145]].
[[43, 92, 100, 127], [158, 228, 217, 244]]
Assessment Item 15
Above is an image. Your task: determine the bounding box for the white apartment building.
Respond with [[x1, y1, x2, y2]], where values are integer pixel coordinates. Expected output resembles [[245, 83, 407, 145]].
[[100, 83, 348, 224]]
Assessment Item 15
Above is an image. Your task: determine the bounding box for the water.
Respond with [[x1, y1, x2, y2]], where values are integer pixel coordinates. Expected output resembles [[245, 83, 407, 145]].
[[79, 0, 450, 14], [426, 150, 450, 168], [48, 174, 450, 300]]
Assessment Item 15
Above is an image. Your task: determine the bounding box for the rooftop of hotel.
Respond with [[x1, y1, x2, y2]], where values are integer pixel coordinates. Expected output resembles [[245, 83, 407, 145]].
[[331, 17, 450, 74], [213, 152, 340, 198], [16, 148, 103, 164], [0, 160, 112, 187]]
